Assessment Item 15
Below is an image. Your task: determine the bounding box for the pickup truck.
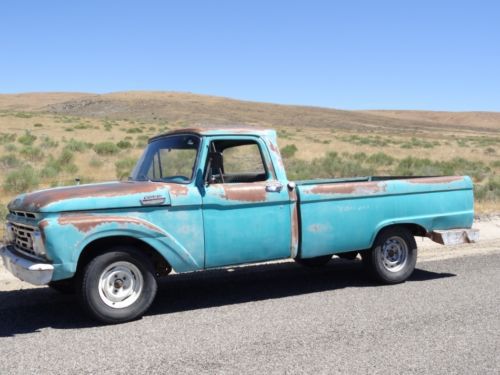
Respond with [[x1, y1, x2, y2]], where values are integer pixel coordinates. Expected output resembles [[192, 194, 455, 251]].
[[1, 128, 479, 323]]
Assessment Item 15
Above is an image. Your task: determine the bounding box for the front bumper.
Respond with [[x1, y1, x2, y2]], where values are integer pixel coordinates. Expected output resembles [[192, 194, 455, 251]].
[[0, 245, 53, 285]]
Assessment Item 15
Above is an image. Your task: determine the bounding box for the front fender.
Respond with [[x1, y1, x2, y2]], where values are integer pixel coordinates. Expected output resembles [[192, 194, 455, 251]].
[[40, 213, 202, 280]]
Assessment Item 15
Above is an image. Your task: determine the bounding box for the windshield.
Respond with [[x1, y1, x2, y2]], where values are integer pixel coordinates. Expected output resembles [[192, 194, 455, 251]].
[[130, 134, 201, 183]]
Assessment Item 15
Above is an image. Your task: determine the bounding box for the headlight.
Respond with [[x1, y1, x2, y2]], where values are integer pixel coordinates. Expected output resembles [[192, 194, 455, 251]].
[[32, 230, 47, 257], [4, 222, 15, 243]]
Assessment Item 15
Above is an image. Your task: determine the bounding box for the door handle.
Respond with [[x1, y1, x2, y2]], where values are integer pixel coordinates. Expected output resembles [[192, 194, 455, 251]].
[[266, 183, 283, 193]]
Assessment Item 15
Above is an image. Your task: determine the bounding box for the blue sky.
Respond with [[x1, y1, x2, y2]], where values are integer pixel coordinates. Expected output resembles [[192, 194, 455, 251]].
[[1, 0, 499, 111]]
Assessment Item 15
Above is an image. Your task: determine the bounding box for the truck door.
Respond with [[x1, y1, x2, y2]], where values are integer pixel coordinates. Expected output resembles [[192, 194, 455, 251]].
[[201, 136, 291, 268]]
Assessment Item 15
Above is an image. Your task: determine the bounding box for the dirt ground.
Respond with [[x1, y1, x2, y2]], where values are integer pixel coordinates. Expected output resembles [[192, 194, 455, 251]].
[[1, 216, 499, 292]]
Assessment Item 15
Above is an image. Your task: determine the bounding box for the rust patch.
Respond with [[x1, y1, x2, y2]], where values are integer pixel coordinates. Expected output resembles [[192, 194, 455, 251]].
[[57, 214, 164, 234], [309, 181, 386, 196], [167, 184, 189, 197], [266, 139, 284, 169], [288, 188, 299, 253], [18, 182, 164, 210], [404, 176, 463, 184], [267, 139, 279, 153], [219, 183, 268, 202], [38, 219, 49, 242]]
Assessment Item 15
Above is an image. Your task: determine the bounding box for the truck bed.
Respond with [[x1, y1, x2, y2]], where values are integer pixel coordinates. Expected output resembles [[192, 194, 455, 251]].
[[295, 176, 474, 258]]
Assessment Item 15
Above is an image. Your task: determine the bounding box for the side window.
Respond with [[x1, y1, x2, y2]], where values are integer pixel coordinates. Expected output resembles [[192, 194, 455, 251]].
[[206, 140, 269, 183], [224, 144, 265, 175]]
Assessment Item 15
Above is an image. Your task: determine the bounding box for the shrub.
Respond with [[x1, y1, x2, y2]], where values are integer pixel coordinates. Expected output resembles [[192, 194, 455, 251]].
[[280, 144, 298, 159], [315, 152, 371, 177], [89, 157, 103, 168], [64, 163, 79, 174], [284, 152, 371, 180], [4, 143, 17, 152], [115, 157, 137, 179], [18, 130, 37, 146], [352, 152, 367, 162], [58, 149, 75, 164], [14, 112, 33, 118], [33, 123, 43, 127], [0, 154, 22, 169], [93, 142, 120, 155], [64, 138, 91, 152], [40, 164, 60, 179], [40, 135, 59, 148], [73, 123, 92, 130], [475, 176, 500, 202], [20, 146, 44, 162], [366, 152, 395, 166], [485, 147, 496, 155], [3, 166, 39, 193], [116, 140, 133, 149], [125, 127, 143, 134], [0, 133, 16, 144]]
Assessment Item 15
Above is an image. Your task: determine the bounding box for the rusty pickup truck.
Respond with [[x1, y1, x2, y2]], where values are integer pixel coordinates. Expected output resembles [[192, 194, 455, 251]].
[[1, 128, 478, 323]]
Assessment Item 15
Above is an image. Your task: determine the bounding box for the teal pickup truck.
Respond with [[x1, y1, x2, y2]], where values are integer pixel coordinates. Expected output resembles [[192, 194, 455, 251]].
[[1, 128, 478, 323]]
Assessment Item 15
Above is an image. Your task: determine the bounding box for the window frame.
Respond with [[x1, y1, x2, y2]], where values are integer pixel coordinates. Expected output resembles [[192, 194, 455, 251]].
[[204, 137, 273, 184]]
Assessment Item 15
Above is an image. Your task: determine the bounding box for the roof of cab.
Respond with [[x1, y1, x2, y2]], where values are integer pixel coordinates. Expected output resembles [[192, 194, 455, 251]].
[[149, 127, 276, 142]]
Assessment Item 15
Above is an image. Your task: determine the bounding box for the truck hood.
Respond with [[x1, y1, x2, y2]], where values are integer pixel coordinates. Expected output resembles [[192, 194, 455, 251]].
[[7, 181, 182, 213]]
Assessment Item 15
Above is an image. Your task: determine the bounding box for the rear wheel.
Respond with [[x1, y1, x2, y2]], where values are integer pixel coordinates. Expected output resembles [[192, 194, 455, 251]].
[[78, 247, 158, 324], [295, 255, 332, 267], [363, 227, 417, 284]]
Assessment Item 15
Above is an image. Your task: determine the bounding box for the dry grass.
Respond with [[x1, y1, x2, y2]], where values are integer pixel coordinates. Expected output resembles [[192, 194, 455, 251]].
[[0, 91, 498, 213]]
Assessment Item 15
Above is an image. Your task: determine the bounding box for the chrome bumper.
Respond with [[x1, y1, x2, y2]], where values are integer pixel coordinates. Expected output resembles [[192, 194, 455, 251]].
[[0, 245, 53, 285]]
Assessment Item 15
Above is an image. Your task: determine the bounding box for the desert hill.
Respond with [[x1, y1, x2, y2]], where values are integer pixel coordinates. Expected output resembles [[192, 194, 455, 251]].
[[1, 91, 498, 134]]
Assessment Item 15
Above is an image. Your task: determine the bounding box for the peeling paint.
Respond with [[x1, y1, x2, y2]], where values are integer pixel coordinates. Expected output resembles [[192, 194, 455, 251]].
[[404, 176, 463, 184], [309, 181, 387, 196], [288, 188, 299, 256], [218, 183, 268, 202], [15, 182, 164, 211], [168, 184, 189, 197], [57, 214, 165, 234]]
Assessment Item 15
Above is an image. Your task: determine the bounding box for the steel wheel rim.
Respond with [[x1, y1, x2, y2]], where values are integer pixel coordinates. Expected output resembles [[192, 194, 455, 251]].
[[380, 236, 408, 273], [98, 261, 144, 309]]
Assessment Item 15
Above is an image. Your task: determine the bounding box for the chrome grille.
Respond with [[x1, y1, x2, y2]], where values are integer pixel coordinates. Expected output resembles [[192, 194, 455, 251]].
[[9, 222, 37, 257], [9, 210, 37, 219]]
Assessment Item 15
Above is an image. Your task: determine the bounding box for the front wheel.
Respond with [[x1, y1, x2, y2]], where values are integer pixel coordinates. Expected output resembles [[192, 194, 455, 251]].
[[363, 227, 417, 284], [78, 247, 158, 324]]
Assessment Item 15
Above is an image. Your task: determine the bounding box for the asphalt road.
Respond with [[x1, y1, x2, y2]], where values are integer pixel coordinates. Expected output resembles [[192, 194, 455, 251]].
[[0, 253, 499, 374]]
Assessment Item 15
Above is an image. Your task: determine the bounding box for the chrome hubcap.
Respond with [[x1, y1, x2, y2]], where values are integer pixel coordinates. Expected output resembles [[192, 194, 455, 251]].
[[98, 261, 143, 309], [380, 236, 408, 273]]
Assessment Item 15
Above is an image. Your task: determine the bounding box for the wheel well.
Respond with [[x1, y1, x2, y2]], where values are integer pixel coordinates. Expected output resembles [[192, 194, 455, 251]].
[[375, 223, 427, 242], [76, 236, 172, 277]]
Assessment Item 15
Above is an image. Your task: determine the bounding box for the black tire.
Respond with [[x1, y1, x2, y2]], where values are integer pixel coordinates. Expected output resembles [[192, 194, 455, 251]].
[[78, 246, 158, 324], [295, 255, 332, 267], [48, 278, 76, 294], [363, 227, 417, 284], [337, 251, 359, 260]]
